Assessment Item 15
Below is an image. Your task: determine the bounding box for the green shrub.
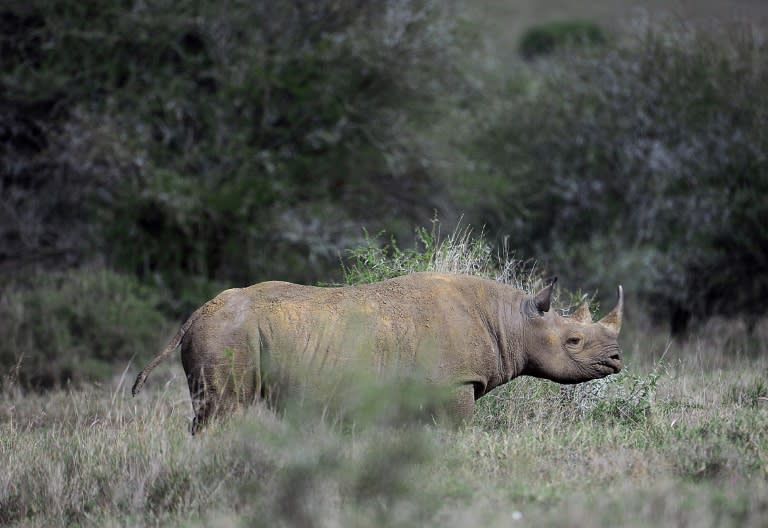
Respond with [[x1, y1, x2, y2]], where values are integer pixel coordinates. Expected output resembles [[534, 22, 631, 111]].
[[519, 20, 607, 59], [472, 362, 666, 430], [342, 221, 547, 294], [561, 365, 664, 425], [0, 269, 170, 389], [2, 0, 468, 295], [468, 23, 768, 327]]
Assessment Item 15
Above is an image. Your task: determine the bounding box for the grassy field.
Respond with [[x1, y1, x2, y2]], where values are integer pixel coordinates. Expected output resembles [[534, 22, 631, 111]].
[[1, 319, 766, 526]]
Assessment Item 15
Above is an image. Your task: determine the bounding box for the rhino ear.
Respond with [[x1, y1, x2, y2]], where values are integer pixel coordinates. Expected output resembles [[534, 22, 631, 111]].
[[571, 302, 592, 324], [524, 277, 557, 318], [598, 285, 623, 333]]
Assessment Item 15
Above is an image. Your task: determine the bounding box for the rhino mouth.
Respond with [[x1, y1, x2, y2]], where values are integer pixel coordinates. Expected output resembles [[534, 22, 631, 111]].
[[599, 353, 623, 374], [592, 347, 622, 375]]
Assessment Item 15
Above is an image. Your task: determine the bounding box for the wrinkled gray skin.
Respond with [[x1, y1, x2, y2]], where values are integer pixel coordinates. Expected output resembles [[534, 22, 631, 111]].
[[132, 272, 623, 433]]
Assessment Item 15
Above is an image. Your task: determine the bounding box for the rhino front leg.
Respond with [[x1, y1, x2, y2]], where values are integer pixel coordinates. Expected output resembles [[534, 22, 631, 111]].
[[444, 384, 476, 426]]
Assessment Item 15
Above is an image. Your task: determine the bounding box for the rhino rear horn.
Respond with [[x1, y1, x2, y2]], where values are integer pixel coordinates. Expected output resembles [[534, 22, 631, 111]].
[[524, 277, 557, 317], [598, 285, 623, 333], [572, 302, 592, 323]]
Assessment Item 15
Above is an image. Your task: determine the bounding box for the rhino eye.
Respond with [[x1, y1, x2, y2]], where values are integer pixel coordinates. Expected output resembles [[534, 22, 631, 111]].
[[566, 336, 582, 346]]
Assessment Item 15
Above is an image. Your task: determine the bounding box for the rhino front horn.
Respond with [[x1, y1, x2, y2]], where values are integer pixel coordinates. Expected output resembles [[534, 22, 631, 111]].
[[598, 285, 623, 333]]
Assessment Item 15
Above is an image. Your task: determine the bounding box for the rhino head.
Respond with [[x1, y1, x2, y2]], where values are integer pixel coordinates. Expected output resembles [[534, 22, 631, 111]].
[[520, 279, 624, 383]]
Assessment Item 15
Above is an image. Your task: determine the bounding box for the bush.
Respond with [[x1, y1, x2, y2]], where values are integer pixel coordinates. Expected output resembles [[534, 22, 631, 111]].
[[561, 365, 664, 424], [468, 23, 768, 328], [0, 269, 170, 389], [518, 20, 607, 59], [1, 0, 467, 296], [342, 221, 546, 294]]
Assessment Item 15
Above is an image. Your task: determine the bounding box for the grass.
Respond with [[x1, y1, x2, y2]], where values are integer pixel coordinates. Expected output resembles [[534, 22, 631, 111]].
[[1, 333, 766, 526]]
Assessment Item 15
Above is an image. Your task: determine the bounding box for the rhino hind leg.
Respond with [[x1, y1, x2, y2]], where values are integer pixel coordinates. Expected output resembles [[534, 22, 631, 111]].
[[186, 373, 243, 433], [188, 397, 231, 434], [186, 369, 219, 435], [184, 352, 259, 434]]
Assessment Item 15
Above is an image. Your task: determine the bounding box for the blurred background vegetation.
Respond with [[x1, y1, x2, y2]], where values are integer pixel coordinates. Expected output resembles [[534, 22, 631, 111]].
[[2, 0, 767, 388]]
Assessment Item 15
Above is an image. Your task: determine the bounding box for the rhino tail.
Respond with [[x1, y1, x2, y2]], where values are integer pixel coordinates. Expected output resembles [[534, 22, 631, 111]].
[[131, 306, 203, 397]]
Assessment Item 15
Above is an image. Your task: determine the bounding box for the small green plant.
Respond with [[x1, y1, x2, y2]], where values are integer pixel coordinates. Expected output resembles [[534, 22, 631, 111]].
[[560, 362, 665, 424]]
